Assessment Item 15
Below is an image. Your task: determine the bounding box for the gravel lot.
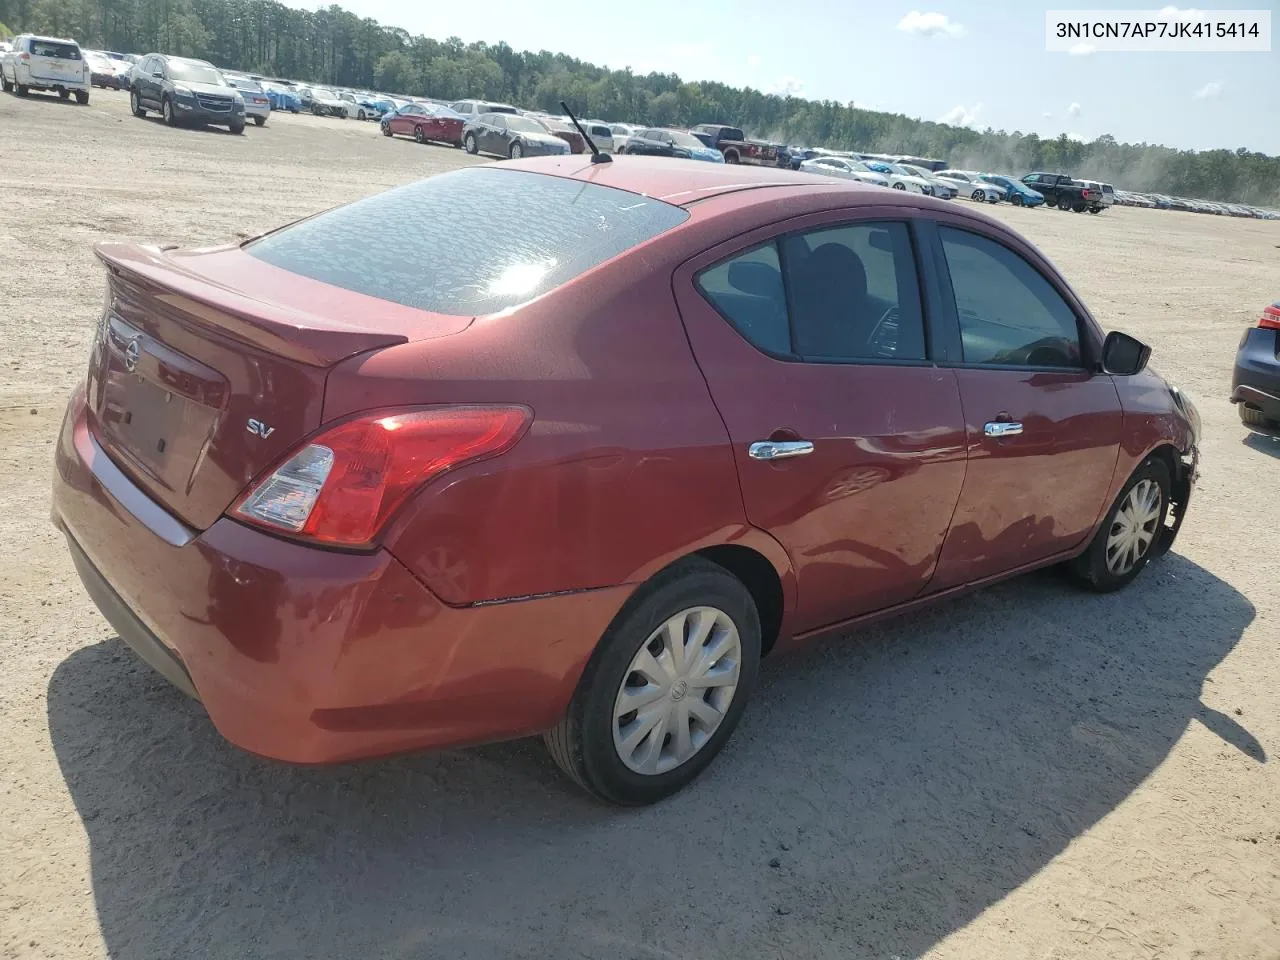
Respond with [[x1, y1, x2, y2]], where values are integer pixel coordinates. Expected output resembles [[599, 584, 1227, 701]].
[[2, 88, 1279, 960]]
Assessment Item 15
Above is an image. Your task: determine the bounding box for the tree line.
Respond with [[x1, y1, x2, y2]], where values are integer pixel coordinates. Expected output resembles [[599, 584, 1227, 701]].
[[2, 0, 1277, 206]]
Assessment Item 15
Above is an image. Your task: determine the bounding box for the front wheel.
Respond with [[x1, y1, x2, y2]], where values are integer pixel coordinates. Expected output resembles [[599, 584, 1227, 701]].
[[414, 125, 425, 143], [74, 90, 88, 104], [59, 89, 70, 100], [1070, 458, 1170, 592], [463, 132, 478, 154], [130, 91, 145, 117], [510, 140, 523, 159], [892, 182, 906, 191], [544, 558, 761, 805], [971, 189, 984, 201], [162, 97, 176, 126], [381, 123, 393, 137], [15, 84, 28, 97], [229, 122, 245, 135], [253, 115, 265, 127], [357, 109, 366, 121], [1011, 194, 1023, 206], [0, 75, 11, 93]]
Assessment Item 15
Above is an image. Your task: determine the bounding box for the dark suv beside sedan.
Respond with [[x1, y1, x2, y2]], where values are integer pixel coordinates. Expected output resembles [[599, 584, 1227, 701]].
[[1231, 301, 1280, 428], [129, 54, 245, 134]]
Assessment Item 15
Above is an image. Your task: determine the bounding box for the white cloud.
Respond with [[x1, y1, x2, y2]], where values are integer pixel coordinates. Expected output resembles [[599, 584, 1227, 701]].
[[767, 76, 805, 97], [1066, 132, 1088, 142], [1066, 101, 1082, 117], [1193, 80, 1224, 100], [897, 11, 966, 37], [746, 53, 762, 69], [939, 102, 982, 127], [1159, 6, 1208, 21], [1042, 111, 1053, 118], [1068, 42, 1096, 56]]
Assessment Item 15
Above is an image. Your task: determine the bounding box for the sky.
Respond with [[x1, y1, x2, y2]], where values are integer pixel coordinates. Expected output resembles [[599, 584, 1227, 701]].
[[301, 0, 1280, 154]]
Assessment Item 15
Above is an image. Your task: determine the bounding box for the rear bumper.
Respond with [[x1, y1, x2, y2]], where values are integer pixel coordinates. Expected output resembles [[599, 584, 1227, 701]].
[[1231, 329, 1280, 419], [52, 386, 631, 763], [242, 102, 270, 119]]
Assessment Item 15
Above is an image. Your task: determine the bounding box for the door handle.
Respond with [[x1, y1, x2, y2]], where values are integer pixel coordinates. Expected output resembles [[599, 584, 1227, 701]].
[[984, 421, 1024, 438], [748, 440, 814, 461]]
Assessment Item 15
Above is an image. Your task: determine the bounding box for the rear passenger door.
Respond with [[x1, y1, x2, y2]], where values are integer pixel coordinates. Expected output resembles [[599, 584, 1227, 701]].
[[674, 211, 968, 634], [925, 222, 1122, 589]]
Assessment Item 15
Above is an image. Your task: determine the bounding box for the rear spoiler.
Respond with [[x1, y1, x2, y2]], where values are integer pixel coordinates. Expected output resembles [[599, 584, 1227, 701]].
[[95, 242, 409, 367]]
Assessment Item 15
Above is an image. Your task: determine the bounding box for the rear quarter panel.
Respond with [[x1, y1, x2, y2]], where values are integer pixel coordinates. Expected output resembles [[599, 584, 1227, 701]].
[[321, 216, 797, 610]]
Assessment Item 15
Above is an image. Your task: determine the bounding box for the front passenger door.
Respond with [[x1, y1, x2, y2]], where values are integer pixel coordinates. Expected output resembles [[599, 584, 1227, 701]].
[[927, 224, 1122, 589]]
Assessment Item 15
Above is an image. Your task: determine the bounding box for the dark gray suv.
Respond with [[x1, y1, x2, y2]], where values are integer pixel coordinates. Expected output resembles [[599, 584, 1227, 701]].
[[129, 54, 245, 134]]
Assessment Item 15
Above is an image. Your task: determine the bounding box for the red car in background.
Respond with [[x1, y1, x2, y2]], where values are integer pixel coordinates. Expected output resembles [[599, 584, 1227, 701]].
[[539, 118, 587, 154], [51, 158, 1199, 806], [380, 102, 465, 146]]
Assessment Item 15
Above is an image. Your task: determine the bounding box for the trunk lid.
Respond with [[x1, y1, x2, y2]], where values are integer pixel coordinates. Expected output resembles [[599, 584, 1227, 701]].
[[88, 242, 472, 530]]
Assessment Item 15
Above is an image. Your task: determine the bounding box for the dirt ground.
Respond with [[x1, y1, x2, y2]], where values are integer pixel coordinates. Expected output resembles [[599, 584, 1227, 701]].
[[1, 87, 1279, 960]]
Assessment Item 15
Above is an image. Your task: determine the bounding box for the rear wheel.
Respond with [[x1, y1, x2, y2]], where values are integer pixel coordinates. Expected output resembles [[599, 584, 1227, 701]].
[[16, 84, 29, 97], [1072, 200, 1087, 212], [1070, 458, 1170, 592], [1011, 194, 1024, 206], [544, 558, 761, 805], [381, 123, 392, 137], [59, 89, 70, 100], [414, 125, 425, 143], [75, 90, 89, 105], [253, 115, 266, 127], [0, 75, 11, 93], [1045, 196, 1057, 208]]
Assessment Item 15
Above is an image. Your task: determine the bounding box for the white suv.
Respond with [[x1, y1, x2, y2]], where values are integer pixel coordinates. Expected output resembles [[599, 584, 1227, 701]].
[[1, 34, 91, 103]]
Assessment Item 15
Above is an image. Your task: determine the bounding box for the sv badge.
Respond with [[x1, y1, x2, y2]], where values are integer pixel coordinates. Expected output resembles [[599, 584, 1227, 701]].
[[246, 418, 275, 439]]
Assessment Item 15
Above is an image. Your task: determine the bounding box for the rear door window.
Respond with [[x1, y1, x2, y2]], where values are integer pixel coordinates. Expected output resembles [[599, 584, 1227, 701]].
[[696, 243, 790, 355], [938, 226, 1082, 368], [246, 167, 690, 317]]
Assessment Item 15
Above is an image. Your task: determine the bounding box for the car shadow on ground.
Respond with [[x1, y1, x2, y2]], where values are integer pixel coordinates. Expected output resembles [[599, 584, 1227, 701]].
[[1243, 426, 1280, 459], [48, 553, 1257, 960]]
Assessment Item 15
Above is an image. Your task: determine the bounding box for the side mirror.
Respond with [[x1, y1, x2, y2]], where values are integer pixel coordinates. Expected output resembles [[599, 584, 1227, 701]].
[[1101, 330, 1151, 376]]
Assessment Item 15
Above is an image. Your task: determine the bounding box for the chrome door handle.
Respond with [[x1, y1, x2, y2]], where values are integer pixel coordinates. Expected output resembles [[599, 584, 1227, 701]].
[[984, 421, 1024, 438], [748, 440, 814, 461]]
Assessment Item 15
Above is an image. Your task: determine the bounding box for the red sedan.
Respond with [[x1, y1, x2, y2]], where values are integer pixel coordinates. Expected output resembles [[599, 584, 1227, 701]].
[[52, 157, 1199, 805], [380, 102, 464, 146]]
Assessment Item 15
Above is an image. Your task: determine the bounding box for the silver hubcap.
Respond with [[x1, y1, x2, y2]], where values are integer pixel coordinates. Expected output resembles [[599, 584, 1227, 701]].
[[612, 607, 741, 776], [1106, 478, 1162, 575]]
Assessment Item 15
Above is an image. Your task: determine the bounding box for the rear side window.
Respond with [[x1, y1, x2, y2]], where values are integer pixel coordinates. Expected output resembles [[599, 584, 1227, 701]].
[[938, 226, 1082, 368], [30, 40, 80, 59], [696, 244, 790, 355], [246, 168, 690, 316]]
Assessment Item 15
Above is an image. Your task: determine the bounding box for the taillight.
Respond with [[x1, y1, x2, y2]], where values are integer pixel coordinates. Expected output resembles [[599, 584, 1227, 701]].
[[231, 405, 531, 547], [1259, 304, 1280, 330]]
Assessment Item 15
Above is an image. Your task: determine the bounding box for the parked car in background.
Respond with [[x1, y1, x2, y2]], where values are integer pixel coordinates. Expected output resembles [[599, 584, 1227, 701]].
[[51, 159, 1199, 806], [935, 170, 1003, 203], [128, 54, 245, 133], [1231, 302, 1280, 429], [582, 121, 615, 152], [539, 117, 587, 154], [462, 112, 571, 158], [788, 147, 821, 170], [979, 174, 1045, 207], [896, 163, 958, 199], [381, 101, 465, 146], [224, 75, 271, 125], [691, 123, 779, 165], [263, 82, 301, 113], [1021, 172, 1097, 212], [862, 161, 934, 195], [334, 90, 375, 120], [1079, 180, 1115, 213], [308, 87, 348, 118], [85, 51, 122, 89], [450, 99, 518, 119], [798, 156, 890, 187], [1, 34, 91, 103], [620, 128, 725, 163]]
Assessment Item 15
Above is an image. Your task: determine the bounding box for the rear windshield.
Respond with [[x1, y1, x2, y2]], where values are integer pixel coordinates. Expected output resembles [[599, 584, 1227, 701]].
[[246, 168, 690, 316], [486, 104, 518, 114], [30, 41, 81, 59]]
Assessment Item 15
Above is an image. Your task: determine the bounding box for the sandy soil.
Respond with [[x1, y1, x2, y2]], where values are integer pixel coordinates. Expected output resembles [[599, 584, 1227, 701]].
[[1, 88, 1279, 960]]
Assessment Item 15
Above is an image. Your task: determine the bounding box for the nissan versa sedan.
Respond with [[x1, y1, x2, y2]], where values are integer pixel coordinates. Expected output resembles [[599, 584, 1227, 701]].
[[52, 158, 1199, 806]]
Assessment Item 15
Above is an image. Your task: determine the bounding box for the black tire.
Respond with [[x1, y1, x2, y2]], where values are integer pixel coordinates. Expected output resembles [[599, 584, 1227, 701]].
[[162, 96, 176, 126], [357, 109, 366, 121], [253, 115, 266, 127], [1239, 405, 1274, 428], [229, 122, 245, 135], [724, 151, 739, 164], [59, 89, 70, 100], [1073, 200, 1087, 212], [75, 90, 88, 104], [1044, 196, 1057, 207], [1069, 457, 1171, 593], [130, 90, 146, 117], [464, 132, 478, 154], [1, 75, 11, 93], [381, 123, 392, 137], [892, 182, 906, 190], [414, 125, 425, 143], [510, 140, 523, 159], [544, 557, 762, 805], [16, 84, 29, 97], [312, 104, 322, 116], [1011, 194, 1023, 206], [971, 189, 984, 201], [1088, 206, 1101, 214]]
